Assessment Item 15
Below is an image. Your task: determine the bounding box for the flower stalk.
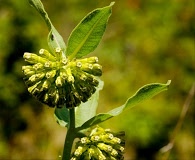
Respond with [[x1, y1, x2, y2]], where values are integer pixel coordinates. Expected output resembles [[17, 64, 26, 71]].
[[62, 108, 76, 160]]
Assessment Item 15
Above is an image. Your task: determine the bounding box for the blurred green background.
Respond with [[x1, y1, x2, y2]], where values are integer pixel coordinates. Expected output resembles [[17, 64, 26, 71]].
[[0, 0, 194, 159]]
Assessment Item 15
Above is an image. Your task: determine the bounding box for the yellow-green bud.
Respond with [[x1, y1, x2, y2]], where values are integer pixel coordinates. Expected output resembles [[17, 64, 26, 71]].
[[74, 146, 83, 156], [24, 52, 47, 64], [76, 56, 98, 64], [55, 76, 64, 87], [71, 126, 125, 159], [22, 48, 102, 108], [33, 63, 44, 70], [81, 137, 90, 144], [39, 49, 56, 61], [22, 66, 35, 76], [97, 143, 112, 152]]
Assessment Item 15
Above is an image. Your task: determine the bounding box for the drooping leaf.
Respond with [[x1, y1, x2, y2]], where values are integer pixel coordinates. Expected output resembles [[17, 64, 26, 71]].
[[66, 2, 114, 60], [77, 80, 171, 130], [28, 0, 66, 54]]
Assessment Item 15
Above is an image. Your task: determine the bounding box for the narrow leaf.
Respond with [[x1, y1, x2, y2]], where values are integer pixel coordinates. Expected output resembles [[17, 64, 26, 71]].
[[66, 2, 114, 60], [108, 80, 172, 115], [29, 0, 66, 54], [29, 0, 50, 27], [77, 80, 171, 130]]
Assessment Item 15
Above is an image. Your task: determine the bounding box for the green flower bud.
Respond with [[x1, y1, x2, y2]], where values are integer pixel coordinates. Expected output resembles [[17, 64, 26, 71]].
[[74, 146, 87, 157], [22, 48, 102, 108], [97, 143, 112, 152], [86, 148, 95, 159], [22, 66, 36, 76], [111, 137, 121, 144], [91, 64, 102, 76], [81, 137, 90, 144], [39, 49, 56, 61], [26, 73, 45, 86], [45, 70, 56, 79], [111, 148, 118, 156], [24, 52, 47, 64], [76, 56, 99, 64], [33, 63, 44, 71], [55, 76, 64, 87], [71, 126, 125, 159]]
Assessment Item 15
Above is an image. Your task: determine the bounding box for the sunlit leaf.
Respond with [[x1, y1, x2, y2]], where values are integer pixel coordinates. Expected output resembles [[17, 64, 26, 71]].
[[29, 0, 66, 54], [66, 2, 114, 60], [47, 27, 66, 55], [77, 80, 171, 130], [75, 80, 104, 128]]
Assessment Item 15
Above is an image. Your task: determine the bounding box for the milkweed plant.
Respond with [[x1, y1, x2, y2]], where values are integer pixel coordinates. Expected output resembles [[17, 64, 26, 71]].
[[22, 0, 171, 159]]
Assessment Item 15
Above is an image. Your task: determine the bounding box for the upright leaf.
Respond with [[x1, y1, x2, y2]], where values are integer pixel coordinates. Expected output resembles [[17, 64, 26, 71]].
[[29, 0, 66, 54], [66, 2, 114, 60], [47, 27, 66, 55]]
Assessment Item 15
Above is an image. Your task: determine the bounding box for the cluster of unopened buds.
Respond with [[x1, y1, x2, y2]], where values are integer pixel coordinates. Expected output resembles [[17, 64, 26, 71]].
[[22, 48, 102, 108], [71, 126, 125, 160]]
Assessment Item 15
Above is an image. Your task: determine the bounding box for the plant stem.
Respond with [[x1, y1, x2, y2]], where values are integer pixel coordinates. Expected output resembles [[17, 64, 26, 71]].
[[62, 108, 76, 160], [159, 83, 195, 160]]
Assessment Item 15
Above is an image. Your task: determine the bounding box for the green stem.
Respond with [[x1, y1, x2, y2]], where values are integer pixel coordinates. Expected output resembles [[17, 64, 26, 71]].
[[62, 108, 76, 160]]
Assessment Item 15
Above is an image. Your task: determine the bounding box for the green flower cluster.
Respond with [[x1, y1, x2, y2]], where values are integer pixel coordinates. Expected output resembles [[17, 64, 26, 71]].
[[22, 48, 102, 108], [71, 126, 125, 160]]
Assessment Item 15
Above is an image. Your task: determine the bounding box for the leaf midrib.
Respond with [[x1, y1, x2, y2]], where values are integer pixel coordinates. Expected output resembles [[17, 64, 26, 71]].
[[68, 10, 108, 60]]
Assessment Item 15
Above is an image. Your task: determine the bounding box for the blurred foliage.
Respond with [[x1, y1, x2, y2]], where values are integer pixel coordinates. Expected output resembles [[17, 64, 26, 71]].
[[0, 0, 194, 159]]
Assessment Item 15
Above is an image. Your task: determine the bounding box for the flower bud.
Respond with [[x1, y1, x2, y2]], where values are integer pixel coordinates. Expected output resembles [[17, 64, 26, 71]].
[[39, 49, 56, 61], [71, 126, 125, 159], [55, 76, 64, 87], [97, 143, 112, 152], [22, 48, 102, 108], [22, 66, 36, 76], [46, 70, 56, 79], [91, 64, 102, 76], [33, 63, 44, 70], [24, 52, 47, 64], [76, 56, 98, 64]]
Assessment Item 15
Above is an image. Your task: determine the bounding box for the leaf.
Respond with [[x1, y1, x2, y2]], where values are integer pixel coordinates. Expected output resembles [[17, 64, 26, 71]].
[[75, 80, 104, 128], [29, 0, 66, 54], [77, 80, 171, 130], [54, 107, 70, 127], [47, 27, 66, 55], [66, 2, 115, 60], [54, 80, 104, 128]]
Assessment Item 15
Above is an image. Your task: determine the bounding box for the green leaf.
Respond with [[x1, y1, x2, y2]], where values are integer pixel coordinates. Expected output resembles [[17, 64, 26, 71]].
[[29, 0, 66, 54], [77, 80, 171, 130], [47, 27, 66, 55], [54, 107, 69, 127], [75, 80, 103, 128], [54, 80, 104, 128], [66, 2, 114, 60]]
